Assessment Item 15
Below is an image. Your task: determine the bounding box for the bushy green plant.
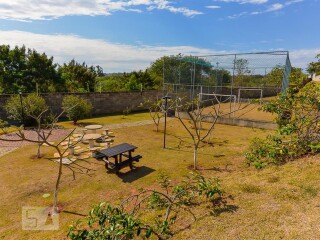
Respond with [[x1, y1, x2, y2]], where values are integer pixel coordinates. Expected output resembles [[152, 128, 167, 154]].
[[0, 118, 9, 134], [245, 82, 320, 168], [68, 172, 225, 239], [62, 95, 92, 125], [4, 93, 48, 126], [122, 106, 132, 118]]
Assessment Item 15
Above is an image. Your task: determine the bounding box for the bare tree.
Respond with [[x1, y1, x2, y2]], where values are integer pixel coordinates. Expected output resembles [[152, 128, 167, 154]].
[[142, 99, 164, 132], [0, 108, 94, 214], [176, 97, 249, 169]]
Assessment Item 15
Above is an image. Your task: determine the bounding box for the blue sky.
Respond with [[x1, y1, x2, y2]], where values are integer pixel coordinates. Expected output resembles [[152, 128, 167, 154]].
[[0, 0, 319, 72]]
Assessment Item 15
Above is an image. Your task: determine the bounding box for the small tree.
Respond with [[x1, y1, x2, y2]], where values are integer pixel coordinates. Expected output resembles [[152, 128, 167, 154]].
[[4, 93, 50, 157], [62, 95, 92, 125], [142, 99, 164, 132], [0, 118, 9, 134], [68, 172, 225, 239], [4, 93, 48, 126], [0, 108, 94, 214], [176, 97, 249, 169], [307, 53, 320, 75]]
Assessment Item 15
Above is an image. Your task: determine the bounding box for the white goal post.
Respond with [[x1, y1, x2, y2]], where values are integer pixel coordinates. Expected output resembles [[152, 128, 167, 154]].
[[199, 92, 237, 117], [237, 88, 263, 104]]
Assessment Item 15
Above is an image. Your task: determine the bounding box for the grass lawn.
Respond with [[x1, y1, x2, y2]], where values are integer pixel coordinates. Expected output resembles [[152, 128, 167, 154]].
[[57, 111, 151, 129], [203, 102, 275, 122], [1, 113, 320, 239]]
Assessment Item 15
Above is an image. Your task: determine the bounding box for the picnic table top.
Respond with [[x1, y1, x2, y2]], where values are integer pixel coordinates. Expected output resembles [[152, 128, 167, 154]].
[[98, 143, 137, 157], [85, 125, 103, 130], [82, 133, 101, 140]]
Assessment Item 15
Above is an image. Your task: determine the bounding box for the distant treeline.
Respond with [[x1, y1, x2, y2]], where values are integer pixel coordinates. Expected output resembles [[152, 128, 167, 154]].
[[0, 44, 312, 94]]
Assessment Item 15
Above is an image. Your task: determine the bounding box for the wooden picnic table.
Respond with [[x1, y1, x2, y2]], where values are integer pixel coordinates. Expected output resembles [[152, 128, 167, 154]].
[[96, 143, 142, 173]]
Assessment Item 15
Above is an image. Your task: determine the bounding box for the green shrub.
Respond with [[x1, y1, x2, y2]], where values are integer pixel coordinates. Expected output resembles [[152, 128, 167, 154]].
[[62, 95, 92, 125], [4, 93, 48, 126], [0, 119, 9, 134], [245, 82, 320, 169], [68, 173, 225, 239]]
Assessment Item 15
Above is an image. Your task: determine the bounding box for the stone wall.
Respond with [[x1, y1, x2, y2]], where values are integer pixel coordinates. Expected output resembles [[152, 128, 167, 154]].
[[0, 90, 164, 119]]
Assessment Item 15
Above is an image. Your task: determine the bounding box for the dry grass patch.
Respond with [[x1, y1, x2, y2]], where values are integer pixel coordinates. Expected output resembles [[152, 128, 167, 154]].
[[57, 111, 151, 128], [1, 115, 320, 239]]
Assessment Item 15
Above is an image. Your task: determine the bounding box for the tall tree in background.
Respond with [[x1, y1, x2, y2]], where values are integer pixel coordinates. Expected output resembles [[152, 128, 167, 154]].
[[59, 59, 99, 92], [233, 58, 251, 87], [0, 45, 62, 93], [307, 54, 320, 75], [148, 55, 213, 87], [25, 48, 62, 93], [0, 45, 27, 93]]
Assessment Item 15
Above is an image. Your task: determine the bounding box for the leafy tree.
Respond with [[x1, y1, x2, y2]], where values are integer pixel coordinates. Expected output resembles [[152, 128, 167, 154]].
[[4, 93, 48, 126], [0, 45, 64, 93], [0, 45, 27, 93], [0, 118, 9, 134], [289, 67, 307, 87], [307, 53, 320, 75], [233, 58, 251, 87], [24, 48, 61, 93], [62, 95, 92, 125], [148, 55, 213, 88], [245, 82, 320, 168], [59, 60, 99, 92]]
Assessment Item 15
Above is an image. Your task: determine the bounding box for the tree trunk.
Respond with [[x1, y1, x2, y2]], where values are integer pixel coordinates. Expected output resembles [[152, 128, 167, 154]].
[[193, 146, 197, 170], [53, 154, 63, 215], [37, 143, 41, 158], [37, 122, 41, 158]]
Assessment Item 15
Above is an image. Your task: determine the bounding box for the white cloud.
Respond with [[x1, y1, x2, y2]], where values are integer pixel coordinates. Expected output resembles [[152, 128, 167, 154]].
[[285, 0, 304, 6], [147, 0, 203, 17], [0, 0, 202, 21], [0, 30, 219, 72], [290, 49, 320, 70], [206, 5, 221, 9], [228, 0, 303, 19], [0, 30, 316, 72], [214, 0, 268, 4], [266, 3, 283, 12], [227, 11, 248, 19]]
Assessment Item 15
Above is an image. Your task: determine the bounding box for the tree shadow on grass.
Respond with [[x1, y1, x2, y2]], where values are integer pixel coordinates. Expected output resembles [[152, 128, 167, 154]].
[[173, 198, 239, 236], [196, 164, 234, 173], [210, 204, 239, 217], [116, 166, 155, 183], [63, 210, 87, 217], [75, 122, 100, 127]]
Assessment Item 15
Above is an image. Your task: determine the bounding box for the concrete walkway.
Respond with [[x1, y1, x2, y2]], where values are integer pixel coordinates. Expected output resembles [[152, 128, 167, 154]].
[[102, 118, 172, 129]]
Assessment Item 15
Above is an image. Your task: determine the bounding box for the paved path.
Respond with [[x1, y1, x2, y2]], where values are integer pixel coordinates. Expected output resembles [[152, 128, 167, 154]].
[[0, 129, 71, 158], [103, 118, 172, 129], [0, 118, 173, 158]]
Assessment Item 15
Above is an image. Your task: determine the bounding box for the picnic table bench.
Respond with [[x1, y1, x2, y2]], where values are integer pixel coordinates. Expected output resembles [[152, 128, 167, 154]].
[[95, 143, 142, 173]]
